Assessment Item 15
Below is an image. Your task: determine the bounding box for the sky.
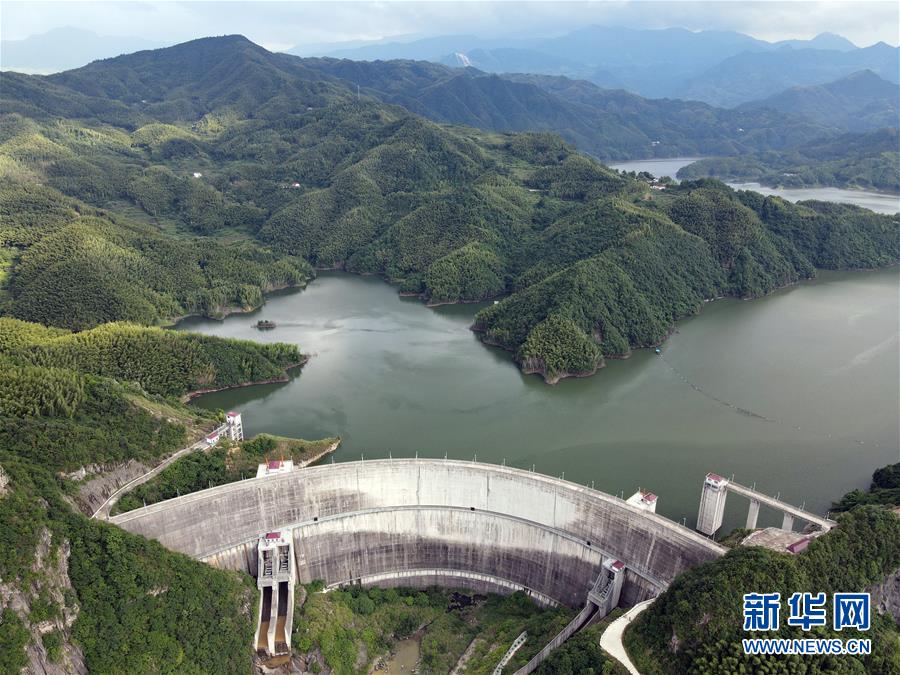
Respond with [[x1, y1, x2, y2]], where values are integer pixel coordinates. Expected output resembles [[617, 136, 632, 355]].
[[1, 1, 898, 52]]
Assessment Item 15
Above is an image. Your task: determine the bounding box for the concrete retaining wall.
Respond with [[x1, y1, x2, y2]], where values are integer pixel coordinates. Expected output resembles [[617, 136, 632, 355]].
[[112, 459, 724, 607]]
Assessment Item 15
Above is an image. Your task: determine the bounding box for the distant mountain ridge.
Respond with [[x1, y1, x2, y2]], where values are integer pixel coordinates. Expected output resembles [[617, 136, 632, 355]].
[[677, 42, 900, 106], [739, 70, 900, 131], [293, 25, 891, 104], [0, 27, 167, 74], [5, 24, 894, 110]]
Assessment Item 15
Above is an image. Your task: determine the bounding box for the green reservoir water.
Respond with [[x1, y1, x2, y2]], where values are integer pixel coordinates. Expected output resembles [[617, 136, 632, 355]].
[[608, 157, 900, 215], [179, 268, 900, 533]]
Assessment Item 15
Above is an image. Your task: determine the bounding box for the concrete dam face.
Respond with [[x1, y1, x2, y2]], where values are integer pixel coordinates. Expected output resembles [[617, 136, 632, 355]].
[[109, 459, 725, 608]]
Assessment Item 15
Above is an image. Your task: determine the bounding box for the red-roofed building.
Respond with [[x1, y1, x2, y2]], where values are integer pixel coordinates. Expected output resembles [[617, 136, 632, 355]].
[[256, 458, 294, 478], [787, 537, 811, 554], [626, 489, 658, 513]]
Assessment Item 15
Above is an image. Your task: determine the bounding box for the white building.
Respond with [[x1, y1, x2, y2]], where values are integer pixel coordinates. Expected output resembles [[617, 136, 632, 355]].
[[225, 411, 243, 441], [626, 490, 658, 513]]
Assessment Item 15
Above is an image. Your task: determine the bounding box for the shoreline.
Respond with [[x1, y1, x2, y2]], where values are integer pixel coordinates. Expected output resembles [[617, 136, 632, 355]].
[[426, 295, 502, 308], [181, 356, 310, 402], [163, 279, 310, 328], [468, 267, 853, 385], [724, 179, 900, 198], [180, 263, 896, 390], [295, 438, 342, 468]]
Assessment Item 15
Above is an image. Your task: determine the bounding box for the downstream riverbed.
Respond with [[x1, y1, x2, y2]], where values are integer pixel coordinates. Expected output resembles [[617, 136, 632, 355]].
[[608, 158, 900, 214], [179, 268, 899, 534]]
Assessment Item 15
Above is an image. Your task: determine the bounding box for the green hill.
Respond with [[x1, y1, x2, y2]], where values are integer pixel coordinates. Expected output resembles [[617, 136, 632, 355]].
[[474, 180, 897, 382], [625, 469, 900, 674], [677, 128, 900, 192], [2, 36, 898, 382], [0, 174, 313, 329], [297, 57, 831, 160]]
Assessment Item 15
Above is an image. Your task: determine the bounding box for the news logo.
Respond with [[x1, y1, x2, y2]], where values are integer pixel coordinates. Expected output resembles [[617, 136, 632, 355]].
[[741, 592, 871, 656]]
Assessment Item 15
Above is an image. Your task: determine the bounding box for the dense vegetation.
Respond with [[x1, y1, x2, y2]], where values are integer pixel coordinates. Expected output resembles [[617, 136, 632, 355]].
[[2, 36, 897, 384], [678, 128, 900, 192], [0, 173, 312, 330], [833, 463, 900, 512], [0, 315, 310, 671], [65, 515, 255, 674], [476, 179, 897, 381], [299, 58, 830, 161], [625, 487, 900, 673], [294, 584, 576, 674], [534, 622, 624, 674], [113, 434, 339, 514], [0, 318, 300, 398]]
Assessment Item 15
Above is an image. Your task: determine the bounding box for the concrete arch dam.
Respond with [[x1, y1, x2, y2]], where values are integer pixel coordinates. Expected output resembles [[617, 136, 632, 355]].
[[109, 459, 725, 608]]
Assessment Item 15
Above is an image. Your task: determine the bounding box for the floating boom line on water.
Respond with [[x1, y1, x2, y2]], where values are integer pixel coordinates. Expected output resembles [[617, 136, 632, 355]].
[[657, 353, 881, 448], [659, 355, 779, 423]]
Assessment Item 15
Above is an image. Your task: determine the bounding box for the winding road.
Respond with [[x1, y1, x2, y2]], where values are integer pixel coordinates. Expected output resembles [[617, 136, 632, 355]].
[[91, 424, 226, 520]]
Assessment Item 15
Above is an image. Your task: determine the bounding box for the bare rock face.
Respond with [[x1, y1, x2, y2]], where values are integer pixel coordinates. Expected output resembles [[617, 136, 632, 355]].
[[0, 529, 86, 675], [868, 566, 900, 623], [71, 459, 150, 515]]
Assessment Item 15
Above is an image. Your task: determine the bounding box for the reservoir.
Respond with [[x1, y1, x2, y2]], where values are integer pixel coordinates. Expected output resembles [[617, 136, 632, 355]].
[[608, 158, 900, 215], [179, 267, 899, 535]]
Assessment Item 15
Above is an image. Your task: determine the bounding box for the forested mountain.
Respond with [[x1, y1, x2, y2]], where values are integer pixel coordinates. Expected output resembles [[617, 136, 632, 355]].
[[43, 35, 348, 119], [297, 58, 830, 160], [0, 170, 312, 329], [4, 35, 833, 162], [2, 35, 898, 384], [677, 128, 900, 192], [740, 70, 900, 132], [473, 180, 899, 381]]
